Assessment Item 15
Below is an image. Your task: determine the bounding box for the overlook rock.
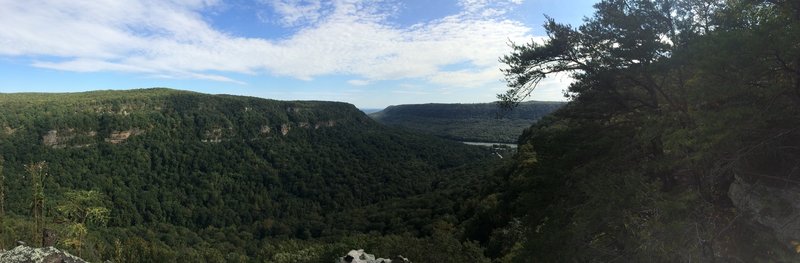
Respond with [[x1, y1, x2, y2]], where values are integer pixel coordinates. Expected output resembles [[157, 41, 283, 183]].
[[0, 245, 87, 263], [729, 174, 800, 250], [336, 249, 410, 263]]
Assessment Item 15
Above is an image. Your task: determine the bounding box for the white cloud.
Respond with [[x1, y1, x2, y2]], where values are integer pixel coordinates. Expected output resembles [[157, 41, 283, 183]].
[[459, 0, 524, 17], [428, 65, 503, 88], [0, 0, 535, 88], [265, 0, 328, 26], [391, 89, 430, 95], [347, 79, 371, 86]]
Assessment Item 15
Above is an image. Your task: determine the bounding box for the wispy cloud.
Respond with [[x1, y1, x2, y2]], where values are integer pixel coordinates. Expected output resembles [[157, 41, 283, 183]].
[[347, 79, 371, 86], [0, 0, 533, 88], [428, 66, 503, 88], [264, 0, 329, 26], [459, 0, 525, 17]]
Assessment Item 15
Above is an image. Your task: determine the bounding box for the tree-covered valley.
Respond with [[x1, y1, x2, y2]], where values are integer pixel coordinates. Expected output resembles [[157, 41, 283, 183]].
[[0, 88, 505, 262], [2, 0, 800, 262]]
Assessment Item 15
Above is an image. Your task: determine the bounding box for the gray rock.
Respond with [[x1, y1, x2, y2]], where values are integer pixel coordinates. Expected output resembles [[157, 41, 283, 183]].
[[0, 245, 87, 263], [336, 249, 409, 263], [729, 174, 800, 249]]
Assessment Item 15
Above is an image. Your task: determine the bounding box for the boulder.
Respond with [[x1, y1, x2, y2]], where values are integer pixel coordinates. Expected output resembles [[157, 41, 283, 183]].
[[729, 174, 800, 250], [336, 249, 410, 263], [0, 245, 87, 263]]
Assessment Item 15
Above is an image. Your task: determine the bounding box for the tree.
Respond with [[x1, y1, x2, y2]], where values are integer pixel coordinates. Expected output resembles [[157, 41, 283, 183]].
[[57, 190, 110, 257], [495, 0, 800, 261], [0, 156, 4, 249], [25, 161, 47, 247]]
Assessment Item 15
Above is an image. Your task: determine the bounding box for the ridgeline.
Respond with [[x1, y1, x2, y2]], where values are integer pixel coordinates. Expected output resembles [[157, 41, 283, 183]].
[[0, 88, 500, 262], [369, 101, 563, 143]]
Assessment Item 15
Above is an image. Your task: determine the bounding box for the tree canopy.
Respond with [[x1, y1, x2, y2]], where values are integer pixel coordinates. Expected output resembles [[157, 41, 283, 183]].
[[492, 0, 800, 261]]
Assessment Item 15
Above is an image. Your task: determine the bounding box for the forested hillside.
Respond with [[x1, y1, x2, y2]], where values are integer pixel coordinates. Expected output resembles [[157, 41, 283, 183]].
[[0, 88, 501, 262], [7, 0, 800, 262], [474, 0, 800, 261], [369, 101, 563, 143]]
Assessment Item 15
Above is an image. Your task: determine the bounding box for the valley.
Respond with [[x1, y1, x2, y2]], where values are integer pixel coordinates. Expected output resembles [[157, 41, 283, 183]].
[[0, 88, 505, 262], [369, 101, 563, 144], [2, 0, 800, 262]]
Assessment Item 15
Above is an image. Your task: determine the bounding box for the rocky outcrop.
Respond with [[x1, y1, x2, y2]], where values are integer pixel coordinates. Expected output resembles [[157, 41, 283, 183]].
[[3, 126, 15, 135], [278, 120, 338, 135], [260, 125, 271, 134], [315, 120, 336, 129], [201, 128, 226, 143], [729, 174, 800, 249], [280, 124, 291, 136], [105, 128, 144, 144], [0, 245, 87, 263], [42, 129, 80, 148], [42, 130, 62, 147], [336, 249, 410, 263], [41, 129, 98, 148]]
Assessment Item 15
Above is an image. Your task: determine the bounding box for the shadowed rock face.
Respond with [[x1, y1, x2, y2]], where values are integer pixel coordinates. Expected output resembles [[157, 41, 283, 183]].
[[335, 249, 410, 263], [0, 245, 87, 263], [729, 174, 800, 250]]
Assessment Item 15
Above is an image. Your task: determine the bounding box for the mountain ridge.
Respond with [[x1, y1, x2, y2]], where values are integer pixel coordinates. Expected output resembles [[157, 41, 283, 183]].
[[0, 88, 499, 261], [369, 101, 564, 143]]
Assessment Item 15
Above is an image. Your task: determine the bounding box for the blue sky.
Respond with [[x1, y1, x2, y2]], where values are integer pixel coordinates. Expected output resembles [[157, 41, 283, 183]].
[[0, 0, 598, 108]]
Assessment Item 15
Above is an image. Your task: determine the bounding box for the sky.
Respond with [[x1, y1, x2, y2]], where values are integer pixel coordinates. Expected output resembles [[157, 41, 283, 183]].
[[0, 0, 598, 108]]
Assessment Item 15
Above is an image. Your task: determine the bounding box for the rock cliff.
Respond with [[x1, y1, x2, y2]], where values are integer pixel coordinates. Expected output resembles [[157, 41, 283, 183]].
[[336, 249, 410, 263], [729, 174, 800, 251], [0, 245, 87, 263]]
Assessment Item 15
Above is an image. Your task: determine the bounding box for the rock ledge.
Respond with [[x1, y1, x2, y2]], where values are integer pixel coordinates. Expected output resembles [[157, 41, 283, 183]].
[[336, 249, 410, 263], [0, 245, 87, 263]]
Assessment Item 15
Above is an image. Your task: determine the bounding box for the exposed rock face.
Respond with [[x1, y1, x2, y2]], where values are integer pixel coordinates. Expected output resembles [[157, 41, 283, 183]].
[[260, 125, 271, 134], [3, 126, 15, 135], [201, 128, 226, 143], [315, 120, 336, 129], [280, 124, 291, 136], [105, 128, 144, 144], [0, 245, 87, 263], [729, 174, 800, 249], [41, 129, 99, 148], [42, 129, 84, 148], [42, 130, 61, 147], [336, 249, 410, 263]]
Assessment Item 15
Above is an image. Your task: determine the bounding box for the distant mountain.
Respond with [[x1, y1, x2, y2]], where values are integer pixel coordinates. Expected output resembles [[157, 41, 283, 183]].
[[369, 101, 565, 143], [359, 108, 384, 114], [0, 88, 499, 261]]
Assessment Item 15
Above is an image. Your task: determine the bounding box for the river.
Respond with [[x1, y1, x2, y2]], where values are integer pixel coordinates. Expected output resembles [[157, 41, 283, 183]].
[[460, 141, 517, 148]]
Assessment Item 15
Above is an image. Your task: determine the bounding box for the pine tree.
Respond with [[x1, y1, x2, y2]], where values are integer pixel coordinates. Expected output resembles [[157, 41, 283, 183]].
[[25, 161, 46, 247], [57, 190, 110, 257]]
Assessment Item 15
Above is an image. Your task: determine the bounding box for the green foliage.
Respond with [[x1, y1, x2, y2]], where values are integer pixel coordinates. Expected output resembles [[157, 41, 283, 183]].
[[0, 88, 501, 261], [258, 230, 490, 263], [493, 0, 800, 261], [25, 161, 47, 247], [57, 190, 110, 256]]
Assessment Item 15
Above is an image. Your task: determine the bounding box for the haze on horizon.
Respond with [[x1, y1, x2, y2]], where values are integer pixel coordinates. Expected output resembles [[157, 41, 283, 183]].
[[0, 0, 597, 108]]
